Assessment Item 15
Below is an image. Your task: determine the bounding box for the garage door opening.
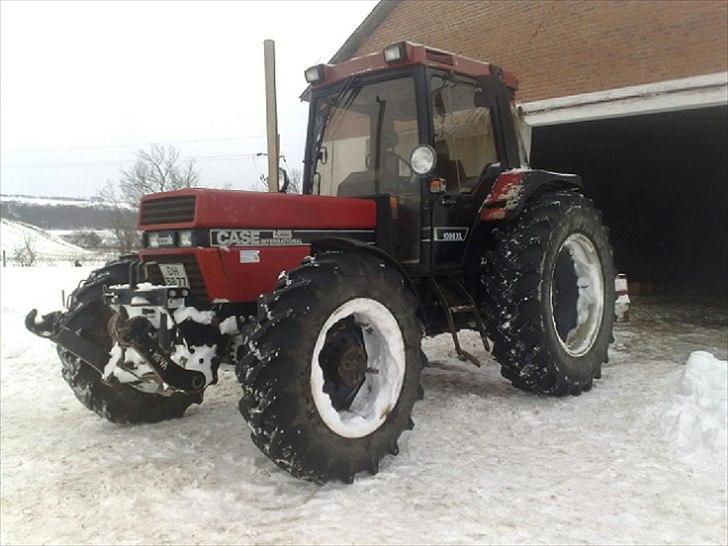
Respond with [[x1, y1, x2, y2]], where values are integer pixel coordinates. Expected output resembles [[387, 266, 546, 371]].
[[530, 106, 727, 304]]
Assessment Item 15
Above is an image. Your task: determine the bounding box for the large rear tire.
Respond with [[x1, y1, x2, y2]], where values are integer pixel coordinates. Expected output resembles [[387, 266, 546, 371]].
[[237, 252, 425, 483], [59, 260, 194, 424], [476, 191, 615, 395]]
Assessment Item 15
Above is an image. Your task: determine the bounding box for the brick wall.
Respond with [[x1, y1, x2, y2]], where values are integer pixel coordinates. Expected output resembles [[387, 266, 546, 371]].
[[351, 0, 728, 101]]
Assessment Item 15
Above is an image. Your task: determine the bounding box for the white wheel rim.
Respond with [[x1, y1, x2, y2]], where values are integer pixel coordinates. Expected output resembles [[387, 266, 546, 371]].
[[310, 298, 406, 438], [550, 233, 605, 357]]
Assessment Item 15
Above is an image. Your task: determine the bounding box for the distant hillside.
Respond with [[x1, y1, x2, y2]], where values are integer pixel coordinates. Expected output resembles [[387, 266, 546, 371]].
[[0, 194, 136, 230], [1, 218, 93, 264]]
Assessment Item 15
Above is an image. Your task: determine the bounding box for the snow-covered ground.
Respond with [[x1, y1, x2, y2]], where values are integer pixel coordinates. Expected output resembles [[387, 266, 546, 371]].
[[1, 266, 726, 544], [1, 218, 89, 263], [0, 193, 123, 209], [664, 351, 727, 469]]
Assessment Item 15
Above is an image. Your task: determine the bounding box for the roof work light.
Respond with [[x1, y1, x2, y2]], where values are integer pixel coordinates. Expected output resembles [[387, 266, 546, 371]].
[[383, 42, 407, 64], [304, 65, 326, 84]]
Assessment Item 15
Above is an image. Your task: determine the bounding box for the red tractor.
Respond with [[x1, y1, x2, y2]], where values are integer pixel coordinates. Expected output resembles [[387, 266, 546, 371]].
[[27, 42, 615, 483]]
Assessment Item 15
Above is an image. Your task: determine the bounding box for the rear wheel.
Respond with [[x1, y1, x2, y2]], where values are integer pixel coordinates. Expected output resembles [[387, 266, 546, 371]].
[[237, 252, 425, 483], [476, 191, 615, 395]]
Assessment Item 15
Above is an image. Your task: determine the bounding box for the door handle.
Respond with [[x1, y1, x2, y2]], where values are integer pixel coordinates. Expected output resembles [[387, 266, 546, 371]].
[[440, 195, 459, 206]]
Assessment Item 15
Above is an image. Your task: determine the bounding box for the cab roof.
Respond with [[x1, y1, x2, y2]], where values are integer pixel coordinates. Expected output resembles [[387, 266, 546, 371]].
[[307, 42, 518, 94]]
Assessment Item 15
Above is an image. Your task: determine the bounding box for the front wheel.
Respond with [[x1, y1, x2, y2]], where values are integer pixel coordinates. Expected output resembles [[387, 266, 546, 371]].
[[59, 260, 195, 423], [236, 252, 425, 483], [477, 191, 615, 395]]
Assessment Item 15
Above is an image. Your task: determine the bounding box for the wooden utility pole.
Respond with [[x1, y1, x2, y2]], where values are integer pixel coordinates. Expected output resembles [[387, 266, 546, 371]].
[[263, 39, 279, 192]]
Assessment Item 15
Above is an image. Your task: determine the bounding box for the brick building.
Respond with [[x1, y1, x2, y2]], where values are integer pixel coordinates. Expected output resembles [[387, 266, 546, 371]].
[[331, 0, 728, 297]]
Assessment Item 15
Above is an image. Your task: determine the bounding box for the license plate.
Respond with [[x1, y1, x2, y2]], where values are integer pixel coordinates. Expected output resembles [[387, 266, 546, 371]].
[[159, 263, 189, 288]]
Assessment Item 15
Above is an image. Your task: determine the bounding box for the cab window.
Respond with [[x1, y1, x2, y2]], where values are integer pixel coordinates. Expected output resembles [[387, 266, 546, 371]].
[[310, 75, 422, 263], [312, 76, 419, 198], [430, 75, 499, 193]]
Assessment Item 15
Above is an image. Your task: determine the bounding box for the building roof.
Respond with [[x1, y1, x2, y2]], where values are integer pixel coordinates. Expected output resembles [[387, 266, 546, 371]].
[[300, 1, 396, 101], [329, 1, 398, 64]]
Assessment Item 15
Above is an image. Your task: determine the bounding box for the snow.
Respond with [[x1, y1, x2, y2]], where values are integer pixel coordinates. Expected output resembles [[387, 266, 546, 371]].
[[104, 345, 158, 391], [520, 72, 728, 127], [309, 298, 406, 439], [1, 265, 727, 544], [171, 343, 218, 386], [49, 228, 119, 247], [615, 293, 631, 320], [561, 233, 604, 356], [173, 306, 215, 325], [664, 351, 727, 469], [218, 315, 239, 335], [0, 193, 128, 209], [1, 218, 90, 262]]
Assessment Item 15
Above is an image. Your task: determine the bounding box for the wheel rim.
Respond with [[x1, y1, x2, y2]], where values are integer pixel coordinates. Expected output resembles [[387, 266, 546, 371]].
[[550, 233, 605, 357], [311, 298, 406, 438]]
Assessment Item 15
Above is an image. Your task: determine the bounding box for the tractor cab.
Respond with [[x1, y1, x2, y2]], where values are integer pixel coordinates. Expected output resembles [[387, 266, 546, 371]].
[[303, 42, 524, 274]]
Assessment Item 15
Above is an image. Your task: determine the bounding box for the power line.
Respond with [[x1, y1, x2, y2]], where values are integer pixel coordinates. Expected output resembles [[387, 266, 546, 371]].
[[1, 152, 264, 169], [1, 135, 266, 155]]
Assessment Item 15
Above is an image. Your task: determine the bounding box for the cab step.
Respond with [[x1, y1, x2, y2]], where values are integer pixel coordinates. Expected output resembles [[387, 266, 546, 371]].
[[429, 276, 490, 367]]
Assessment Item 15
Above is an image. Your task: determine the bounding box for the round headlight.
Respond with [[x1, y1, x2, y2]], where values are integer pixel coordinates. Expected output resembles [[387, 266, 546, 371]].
[[410, 145, 437, 175]]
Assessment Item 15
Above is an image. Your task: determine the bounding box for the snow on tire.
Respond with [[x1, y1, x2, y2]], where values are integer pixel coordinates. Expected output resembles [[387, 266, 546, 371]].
[[476, 190, 615, 395], [59, 261, 194, 424], [236, 251, 425, 483]]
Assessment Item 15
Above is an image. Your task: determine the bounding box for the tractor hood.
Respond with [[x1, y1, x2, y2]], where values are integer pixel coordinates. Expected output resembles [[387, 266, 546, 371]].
[[138, 189, 377, 231]]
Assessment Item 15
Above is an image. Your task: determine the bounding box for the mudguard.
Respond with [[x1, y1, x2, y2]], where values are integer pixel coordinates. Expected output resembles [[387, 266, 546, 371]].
[[479, 169, 582, 221], [310, 237, 419, 303]]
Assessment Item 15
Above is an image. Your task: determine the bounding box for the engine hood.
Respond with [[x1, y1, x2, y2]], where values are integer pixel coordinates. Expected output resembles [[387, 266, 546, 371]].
[[138, 189, 377, 231]]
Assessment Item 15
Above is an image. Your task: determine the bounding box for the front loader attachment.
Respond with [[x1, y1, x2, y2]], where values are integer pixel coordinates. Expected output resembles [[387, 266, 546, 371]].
[[106, 306, 206, 391], [26, 308, 111, 376], [25, 281, 211, 393]]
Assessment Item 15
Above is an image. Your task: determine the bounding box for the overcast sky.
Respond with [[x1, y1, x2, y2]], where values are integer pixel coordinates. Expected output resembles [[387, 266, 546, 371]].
[[0, 0, 377, 198]]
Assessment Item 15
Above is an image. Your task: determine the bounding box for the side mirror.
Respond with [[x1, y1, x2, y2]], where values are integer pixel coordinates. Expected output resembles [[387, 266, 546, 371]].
[[318, 145, 328, 165], [410, 145, 437, 176]]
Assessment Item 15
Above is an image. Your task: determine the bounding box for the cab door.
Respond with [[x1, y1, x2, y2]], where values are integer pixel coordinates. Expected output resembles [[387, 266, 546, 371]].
[[427, 72, 503, 271]]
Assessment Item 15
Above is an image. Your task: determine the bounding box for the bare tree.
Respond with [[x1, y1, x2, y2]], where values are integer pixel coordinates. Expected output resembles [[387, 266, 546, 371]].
[[286, 168, 302, 194], [97, 145, 200, 252], [118, 144, 200, 207], [255, 167, 302, 193], [97, 181, 141, 253], [253, 152, 301, 193], [12, 235, 37, 266]]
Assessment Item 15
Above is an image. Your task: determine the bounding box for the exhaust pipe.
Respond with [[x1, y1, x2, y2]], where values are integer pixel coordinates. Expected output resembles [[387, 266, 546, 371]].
[[263, 39, 279, 192]]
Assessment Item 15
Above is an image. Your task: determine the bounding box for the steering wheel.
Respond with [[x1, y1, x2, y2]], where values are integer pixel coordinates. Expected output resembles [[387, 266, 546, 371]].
[[365, 150, 412, 175]]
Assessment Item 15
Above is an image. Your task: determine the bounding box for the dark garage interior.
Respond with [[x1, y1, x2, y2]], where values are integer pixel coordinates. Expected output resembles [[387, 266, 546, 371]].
[[531, 106, 728, 304]]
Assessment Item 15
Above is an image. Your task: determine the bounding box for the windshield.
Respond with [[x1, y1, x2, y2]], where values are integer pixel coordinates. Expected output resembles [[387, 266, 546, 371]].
[[308, 75, 422, 263], [309, 76, 420, 198]]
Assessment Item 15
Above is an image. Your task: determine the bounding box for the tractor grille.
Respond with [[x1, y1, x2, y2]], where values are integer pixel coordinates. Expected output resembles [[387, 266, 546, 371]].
[[143, 254, 207, 300], [140, 195, 196, 225]]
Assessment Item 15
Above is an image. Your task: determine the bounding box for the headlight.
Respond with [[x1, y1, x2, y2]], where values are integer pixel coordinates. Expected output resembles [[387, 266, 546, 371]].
[[178, 230, 193, 247], [410, 145, 437, 175], [147, 231, 175, 248]]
